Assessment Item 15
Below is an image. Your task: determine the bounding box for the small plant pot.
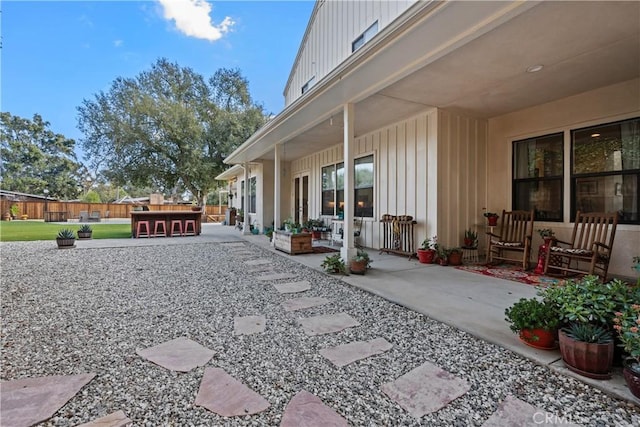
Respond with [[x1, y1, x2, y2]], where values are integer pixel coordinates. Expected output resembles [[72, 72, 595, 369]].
[[77, 231, 93, 240], [349, 259, 368, 275], [487, 217, 499, 226], [448, 252, 463, 266], [437, 257, 448, 266], [623, 359, 640, 400], [519, 328, 557, 350], [463, 238, 475, 247], [56, 238, 76, 249], [416, 249, 436, 264], [558, 329, 614, 379], [20, 214, 28, 220]]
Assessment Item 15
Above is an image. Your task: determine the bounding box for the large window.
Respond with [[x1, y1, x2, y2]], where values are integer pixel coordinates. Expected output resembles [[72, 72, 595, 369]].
[[321, 156, 373, 218], [240, 177, 257, 214], [571, 118, 639, 224], [513, 133, 564, 221]]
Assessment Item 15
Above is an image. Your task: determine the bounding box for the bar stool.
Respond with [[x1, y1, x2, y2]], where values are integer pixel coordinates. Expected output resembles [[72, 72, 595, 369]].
[[136, 220, 151, 238], [154, 220, 167, 237], [170, 219, 183, 237], [184, 219, 197, 236]]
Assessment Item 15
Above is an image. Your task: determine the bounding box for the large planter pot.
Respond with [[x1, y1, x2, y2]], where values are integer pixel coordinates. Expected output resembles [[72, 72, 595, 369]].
[[448, 252, 463, 266], [349, 259, 368, 275], [519, 328, 557, 350], [623, 359, 640, 400], [56, 238, 76, 249], [416, 249, 436, 264], [558, 329, 614, 379], [77, 231, 93, 240]]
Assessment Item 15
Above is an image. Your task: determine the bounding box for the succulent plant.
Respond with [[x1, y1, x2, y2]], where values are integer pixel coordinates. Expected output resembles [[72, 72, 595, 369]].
[[78, 224, 93, 233], [57, 228, 76, 239], [563, 323, 613, 344]]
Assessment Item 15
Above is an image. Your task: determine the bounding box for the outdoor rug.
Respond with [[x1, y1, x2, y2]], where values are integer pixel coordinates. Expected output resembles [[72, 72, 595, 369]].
[[312, 246, 339, 254], [456, 264, 569, 287]]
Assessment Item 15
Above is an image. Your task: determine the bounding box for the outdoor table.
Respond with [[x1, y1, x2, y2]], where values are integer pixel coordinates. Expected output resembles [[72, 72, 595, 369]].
[[130, 210, 202, 238]]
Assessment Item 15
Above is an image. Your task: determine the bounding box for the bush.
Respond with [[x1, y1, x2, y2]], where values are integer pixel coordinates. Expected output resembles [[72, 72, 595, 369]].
[[505, 297, 560, 333], [321, 254, 346, 274]]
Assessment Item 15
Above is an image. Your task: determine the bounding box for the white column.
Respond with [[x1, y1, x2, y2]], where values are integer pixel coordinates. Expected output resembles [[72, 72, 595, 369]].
[[243, 162, 251, 235], [274, 144, 282, 230], [341, 103, 356, 261]]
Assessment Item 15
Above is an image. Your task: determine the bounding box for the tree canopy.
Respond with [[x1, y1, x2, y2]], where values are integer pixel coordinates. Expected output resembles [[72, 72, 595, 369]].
[[0, 112, 84, 199], [77, 58, 267, 205]]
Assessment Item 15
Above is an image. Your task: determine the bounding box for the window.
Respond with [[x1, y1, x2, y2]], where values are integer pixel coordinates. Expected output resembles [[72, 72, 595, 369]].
[[321, 156, 373, 218], [249, 177, 257, 214], [352, 21, 378, 52], [301, 76, 315, 95], [571, 118, 639, 224], [512, 133, 564, 221]]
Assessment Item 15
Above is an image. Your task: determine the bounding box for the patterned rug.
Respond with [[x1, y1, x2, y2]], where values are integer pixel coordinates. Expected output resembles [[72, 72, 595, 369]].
[[456, 264, 569, 287], [312, 246, 339, 254]]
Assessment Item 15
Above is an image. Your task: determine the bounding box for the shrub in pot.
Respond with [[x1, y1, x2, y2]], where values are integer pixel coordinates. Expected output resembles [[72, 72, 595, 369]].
[[447, 247, 463, 266], [559, 323, 614, 379], [463, 229, 477, 248], [505, 298, 560, 350], [613, 303, 640, 398], [417, 235, 437, 264], [77, 224, 93, 239], [321, 253, 346, 275], [56, 228, 76, 249], [349, 249, 372, 275]]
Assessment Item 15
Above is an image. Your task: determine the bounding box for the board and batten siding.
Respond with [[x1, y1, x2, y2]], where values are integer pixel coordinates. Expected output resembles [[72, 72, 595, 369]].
[[290, 108, 488, 250], [285, 0, 415, 107]]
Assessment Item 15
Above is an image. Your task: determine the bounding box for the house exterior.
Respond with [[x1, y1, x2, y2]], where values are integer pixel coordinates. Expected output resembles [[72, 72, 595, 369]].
[[217, 0, 640, 279]]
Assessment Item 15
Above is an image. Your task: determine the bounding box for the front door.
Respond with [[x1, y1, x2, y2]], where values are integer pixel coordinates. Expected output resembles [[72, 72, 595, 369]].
[[293, 173, 309, 227]]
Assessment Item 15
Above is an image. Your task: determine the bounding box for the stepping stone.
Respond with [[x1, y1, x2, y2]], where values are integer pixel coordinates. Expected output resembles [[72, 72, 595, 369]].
[[481, 395, 581, 427], [273, 280, 311, 294], [136, 337, 214, 372], [282, 296, 330, 312], [0, 373, 96, 427], [221, 243, 246, 247], [320, 338, 393, 367], [245, 259, 271, 266], [381, 361, 469, 418], [258, 272, 296, 281], [234, 315, 266, 335], [298, 313, 360, 336], [195, 367, 270, 416], [248, 265, 274, 273], [280, 390, 348, 427], [77, 410, 132, 427]]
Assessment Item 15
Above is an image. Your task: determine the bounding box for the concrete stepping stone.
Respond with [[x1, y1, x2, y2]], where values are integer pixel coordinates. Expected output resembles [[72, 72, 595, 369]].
[[77, 410, 132, 427], [481, 395, 580, 427], [282, 296, 330, 312], [258, 272, 297, 281], [381, 361, 469, 418], [245, 259, 271, 266], [273, 280, 311, 294], [0, 373, 96, 427], [234, 315, 266, 335], [298, 312, 360, 336], [320, 337, 393, 367], [248, 265, 274, 273], [136, 337, 214, 372], [195, 367, 270, 416], [221, 243, 247, 247], [280, 390, 348, 427]]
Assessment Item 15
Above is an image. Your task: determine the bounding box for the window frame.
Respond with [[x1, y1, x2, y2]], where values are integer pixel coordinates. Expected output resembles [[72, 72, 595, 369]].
[[351, 20, 379, 53], [301, 76, 315, 95], [321, 155, 374, 218]]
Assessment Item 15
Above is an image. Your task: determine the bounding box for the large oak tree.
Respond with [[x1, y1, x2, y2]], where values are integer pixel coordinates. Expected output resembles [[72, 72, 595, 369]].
[[77, 58, 267, 205]]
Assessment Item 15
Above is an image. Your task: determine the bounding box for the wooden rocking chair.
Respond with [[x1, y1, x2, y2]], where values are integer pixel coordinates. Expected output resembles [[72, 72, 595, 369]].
[[487, 209, 534, 269], [543, 211, 618, 280]]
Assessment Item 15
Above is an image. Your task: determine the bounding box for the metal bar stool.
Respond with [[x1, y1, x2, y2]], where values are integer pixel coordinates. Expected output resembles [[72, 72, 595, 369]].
[[154, 220, 167, 237], [184, 219, 197, 236], [170, 219, 183, 237], [136, 220, 151, 238]]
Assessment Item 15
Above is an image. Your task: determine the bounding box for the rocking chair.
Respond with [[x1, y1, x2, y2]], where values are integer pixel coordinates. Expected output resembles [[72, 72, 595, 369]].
[[487, 209, 534, 269]]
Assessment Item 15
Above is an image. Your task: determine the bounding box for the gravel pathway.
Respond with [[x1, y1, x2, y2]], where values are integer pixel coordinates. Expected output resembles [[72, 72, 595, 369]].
[[1, 241, 639, 426]]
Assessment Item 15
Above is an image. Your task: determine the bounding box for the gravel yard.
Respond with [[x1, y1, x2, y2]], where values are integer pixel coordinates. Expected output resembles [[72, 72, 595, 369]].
[[1, 240, 639, 426]]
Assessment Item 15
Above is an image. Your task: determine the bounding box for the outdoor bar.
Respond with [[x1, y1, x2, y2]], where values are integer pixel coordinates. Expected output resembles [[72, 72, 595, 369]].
[[130, 210, 202, 238]]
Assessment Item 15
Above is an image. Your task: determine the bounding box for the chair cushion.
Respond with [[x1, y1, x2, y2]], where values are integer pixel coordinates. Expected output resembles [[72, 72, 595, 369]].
[[550, 247, 592, 256], [491, 240, 522, 247]]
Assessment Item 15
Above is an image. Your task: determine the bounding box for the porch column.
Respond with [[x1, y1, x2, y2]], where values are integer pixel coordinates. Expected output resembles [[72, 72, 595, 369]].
[[274, 144, 282, 230], [341, 103, 356, 261], [243, 162, 251, 235]]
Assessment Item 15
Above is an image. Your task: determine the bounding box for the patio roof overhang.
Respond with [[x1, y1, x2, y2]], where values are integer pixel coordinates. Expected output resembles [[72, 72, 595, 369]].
[[225, 0, 640, 165]]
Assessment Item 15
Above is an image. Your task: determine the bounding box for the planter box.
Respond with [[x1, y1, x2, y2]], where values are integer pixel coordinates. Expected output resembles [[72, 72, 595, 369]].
[[273, 231, 313, 255]]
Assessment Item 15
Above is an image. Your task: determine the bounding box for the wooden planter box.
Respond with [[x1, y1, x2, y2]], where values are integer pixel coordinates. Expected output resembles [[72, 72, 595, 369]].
[[273, 231, 313, 255]]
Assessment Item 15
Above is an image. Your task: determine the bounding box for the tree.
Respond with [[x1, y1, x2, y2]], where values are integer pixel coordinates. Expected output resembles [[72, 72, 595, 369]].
[[77, 58, 267, 206], [0, 112, 84, 199]]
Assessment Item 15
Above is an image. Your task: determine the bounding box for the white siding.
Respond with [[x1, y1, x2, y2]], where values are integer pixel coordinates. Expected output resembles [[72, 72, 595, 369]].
[[284, 0, 415, 106]]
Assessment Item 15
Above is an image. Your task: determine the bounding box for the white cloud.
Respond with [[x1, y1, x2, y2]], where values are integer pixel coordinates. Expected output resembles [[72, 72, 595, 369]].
[[114, 40, 124, 47], [157, 0, 234, 42]]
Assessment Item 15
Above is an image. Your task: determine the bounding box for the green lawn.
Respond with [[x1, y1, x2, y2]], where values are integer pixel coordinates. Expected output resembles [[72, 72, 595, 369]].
[[0, 221, 131, 242]]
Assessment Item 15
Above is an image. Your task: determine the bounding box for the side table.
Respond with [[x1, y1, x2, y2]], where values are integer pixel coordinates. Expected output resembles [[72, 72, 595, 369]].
[[462, 246, 479, 264]]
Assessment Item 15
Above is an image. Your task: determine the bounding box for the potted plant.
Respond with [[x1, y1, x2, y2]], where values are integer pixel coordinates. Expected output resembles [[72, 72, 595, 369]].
[[56, 228, 76, 249], [349, 249, 372, 275], [447, 247, 463, 266], [559, 322, 614, 379], [436, 247, 449, 266], [613, 303, 640, 398], [9, 204, 19, 220], [484, 211, 499, 226], [633, 256, 640, 286], [463, 229, 477, 248], [77, 224, 93, 240], [320, 253, 346, 274], [505, 298, 560, 349], [417, 235, 437, 264], [283, 217, 295, 232]]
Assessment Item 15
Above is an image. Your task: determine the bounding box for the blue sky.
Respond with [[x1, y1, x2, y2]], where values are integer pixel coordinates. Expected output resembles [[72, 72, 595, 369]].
[[1, 0, 314, 159]]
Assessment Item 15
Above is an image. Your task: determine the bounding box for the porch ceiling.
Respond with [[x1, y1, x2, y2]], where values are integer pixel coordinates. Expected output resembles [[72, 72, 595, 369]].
[[233, 1, 640, 163]]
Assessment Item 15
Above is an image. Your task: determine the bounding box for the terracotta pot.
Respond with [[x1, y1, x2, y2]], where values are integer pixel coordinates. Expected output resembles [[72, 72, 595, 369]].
[[519, 328, 557, 350], [349, 259, 368, 275], [448, 252, 463, 266], [558, 329, 613, 379], [312, 231, 321, 239], [416, 249, 436, 264], [463, 238, 475, 247], [437, 257, 448, 266], [623, 359, 640, 400], [487, 216, 499, 226], [56, 238, 76, 249]]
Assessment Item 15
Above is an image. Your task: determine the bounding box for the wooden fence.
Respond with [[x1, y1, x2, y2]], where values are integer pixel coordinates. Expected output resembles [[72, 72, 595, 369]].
[[0, 200, 226, 222]]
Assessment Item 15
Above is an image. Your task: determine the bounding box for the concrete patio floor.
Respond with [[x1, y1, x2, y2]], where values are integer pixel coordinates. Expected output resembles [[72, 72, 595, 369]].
[[75, 222, 637, 405]]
